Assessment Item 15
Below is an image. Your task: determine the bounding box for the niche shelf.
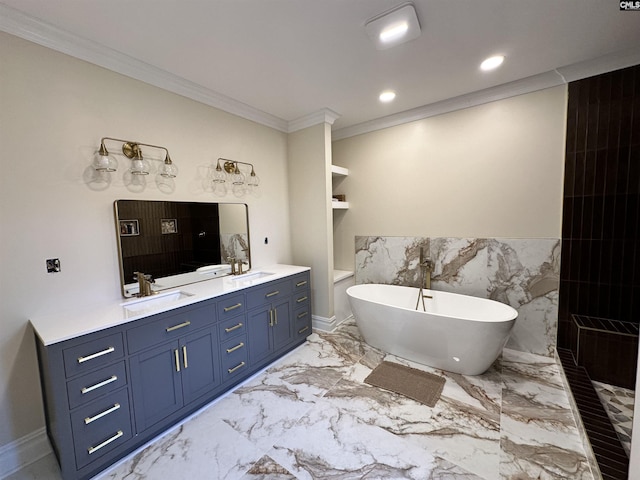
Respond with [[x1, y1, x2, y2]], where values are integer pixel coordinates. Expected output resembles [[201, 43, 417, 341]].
[[331, 165, 349, 210]]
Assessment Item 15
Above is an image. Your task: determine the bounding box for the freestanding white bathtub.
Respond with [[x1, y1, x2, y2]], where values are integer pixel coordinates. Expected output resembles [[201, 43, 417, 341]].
[[347, 284, 518, 375]]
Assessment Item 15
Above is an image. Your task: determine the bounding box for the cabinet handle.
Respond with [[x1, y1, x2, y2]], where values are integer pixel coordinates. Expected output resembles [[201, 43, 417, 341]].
[[265, 290, 279, 298], [269, 309, 274, 327], [81, 375, 118, 395], [174, 349, 180, 372], [226, 342, 245, 354], [166, 321, 191, 332], [296, 280, 308, 287], [297, 311, 308, 319], [274, 309, 278, 325], [77, 346, 115, 364], [182, 346, 188, 369], [298, 326, 309, 334], [88, 430, 123, 455], [296, 296, 308, 303], [223, 303, 242, 312], [224, 322, 243, 333], [85, 403, 120, 425], [228, 361, 246, 374]]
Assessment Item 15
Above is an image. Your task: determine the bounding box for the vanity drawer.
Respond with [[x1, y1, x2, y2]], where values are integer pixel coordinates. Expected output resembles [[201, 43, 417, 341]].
[[220, 335, 248, 382], [246, 279, 291, 309], [292, 290, 310, 308], [217, 293, 245, 320], [292, 272, 310, 292], [63, 333, 124, 379], [218, 315, 246, 342], [71, 388, 132, 469], [127, 304, 216, 354], [294, 306, 312, 339], [67, 362, 128, 409]]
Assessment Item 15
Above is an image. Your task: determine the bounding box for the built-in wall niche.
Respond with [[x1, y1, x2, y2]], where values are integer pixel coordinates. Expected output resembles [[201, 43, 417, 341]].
[[114, 200, 249, 297], [332, 164, 349, 209]]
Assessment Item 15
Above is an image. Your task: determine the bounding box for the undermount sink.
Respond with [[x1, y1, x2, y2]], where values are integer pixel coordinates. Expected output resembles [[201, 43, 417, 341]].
[[230, 271, 275, 282], [121, 290, 194, 315]]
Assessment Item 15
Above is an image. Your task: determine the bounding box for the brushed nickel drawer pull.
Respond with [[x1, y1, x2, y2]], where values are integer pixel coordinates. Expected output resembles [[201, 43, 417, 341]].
[[182, 346, 188, 369], [88, 430, 123, 455], [226, 342, 245, 354], [265, 290, 279, 298], [224, 322, 243, 333], [296, 280, 308, 287], [228, 361, 246, 374], [223, 303, 242, 312], [166, 320, 191, 332], [85, 403, 120, 425], [298, 326, 309, 334], [77, 346, 115, 364], [81, 375, 118, 395], [296, 296, 308, 303], [297, 311, 308, 319], [174, 349, 180, 372]]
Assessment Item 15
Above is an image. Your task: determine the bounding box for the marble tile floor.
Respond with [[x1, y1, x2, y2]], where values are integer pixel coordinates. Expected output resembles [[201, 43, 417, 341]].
[[9, 320, 596, 480], [593, 381, 635, 457]]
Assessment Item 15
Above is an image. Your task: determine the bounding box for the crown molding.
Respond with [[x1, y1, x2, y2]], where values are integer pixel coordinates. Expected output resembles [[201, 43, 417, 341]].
[[0, 3, 289, 132], [333, 47, 640, 141], [288, 108, 341, 133]]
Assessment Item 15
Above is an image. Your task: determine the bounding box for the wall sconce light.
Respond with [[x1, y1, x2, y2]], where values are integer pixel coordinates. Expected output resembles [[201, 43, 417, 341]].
[[94, 137, 178, 178], [212, 158, 259, 196]]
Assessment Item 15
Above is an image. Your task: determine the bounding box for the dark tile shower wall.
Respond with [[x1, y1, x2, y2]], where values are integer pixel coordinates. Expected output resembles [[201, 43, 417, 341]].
[[558, 65, 640, 358]]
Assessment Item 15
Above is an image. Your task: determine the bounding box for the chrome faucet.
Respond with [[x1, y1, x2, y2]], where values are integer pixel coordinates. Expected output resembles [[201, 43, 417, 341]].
[[135, 272, 156, 297], [415, 248, 434, 311]]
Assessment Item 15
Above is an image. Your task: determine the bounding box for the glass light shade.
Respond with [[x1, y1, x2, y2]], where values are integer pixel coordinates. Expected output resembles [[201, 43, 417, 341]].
[[93, 152, 117, 172], [247, 170, 260, 187], [160, 162, 178, 178], [131, 158, 150, 175], [231, 165, 245, 185], [212, 160, 226, 183]]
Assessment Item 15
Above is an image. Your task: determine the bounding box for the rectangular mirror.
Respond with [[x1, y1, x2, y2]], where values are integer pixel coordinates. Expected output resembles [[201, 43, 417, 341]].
[[114, 200, 249, 297]]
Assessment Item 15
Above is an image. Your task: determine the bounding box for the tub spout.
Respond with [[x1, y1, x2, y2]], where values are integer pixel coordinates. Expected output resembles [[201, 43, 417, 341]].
[[416, 248, 433, 310]]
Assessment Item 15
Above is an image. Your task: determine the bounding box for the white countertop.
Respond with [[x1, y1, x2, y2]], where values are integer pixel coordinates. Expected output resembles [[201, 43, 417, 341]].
[[31, 264, 310, 346]]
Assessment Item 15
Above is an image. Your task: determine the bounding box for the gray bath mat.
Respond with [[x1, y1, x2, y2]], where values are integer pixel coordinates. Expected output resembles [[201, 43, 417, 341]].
[[364, 361, 445, 407]]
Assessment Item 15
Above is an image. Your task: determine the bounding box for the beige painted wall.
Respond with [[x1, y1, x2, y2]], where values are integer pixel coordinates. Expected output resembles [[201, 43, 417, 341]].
[[332, 86, 568, 271], [0, 33, 291, 448]]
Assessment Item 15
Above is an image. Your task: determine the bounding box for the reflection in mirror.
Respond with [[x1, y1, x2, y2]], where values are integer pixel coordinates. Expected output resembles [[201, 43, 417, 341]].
[[114, 200, 249, 297]]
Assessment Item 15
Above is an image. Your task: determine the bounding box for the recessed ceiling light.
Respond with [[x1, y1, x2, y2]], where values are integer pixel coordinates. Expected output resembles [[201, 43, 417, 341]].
[[379, 90, 396, 102], [379, 22, 409, 43], [480, 55, 505, 71], [365, 2, 421, 50]]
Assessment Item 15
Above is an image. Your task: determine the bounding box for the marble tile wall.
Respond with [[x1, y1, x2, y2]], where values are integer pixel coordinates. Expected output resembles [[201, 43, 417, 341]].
[[355, 236, 561, 357], [221, 233, 250, 263]]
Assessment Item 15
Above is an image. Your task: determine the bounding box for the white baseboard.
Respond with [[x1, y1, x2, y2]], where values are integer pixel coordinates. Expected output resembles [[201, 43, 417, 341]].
[[0, 427, 52, 479], [312, 314, 337, 332]]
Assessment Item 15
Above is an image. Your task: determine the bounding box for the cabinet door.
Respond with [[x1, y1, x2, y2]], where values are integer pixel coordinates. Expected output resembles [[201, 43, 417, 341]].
[[130, 341, 183, 433], [247, 304, 272, 365], [180, 328, 220, 405], [271, 298, 292, 351]]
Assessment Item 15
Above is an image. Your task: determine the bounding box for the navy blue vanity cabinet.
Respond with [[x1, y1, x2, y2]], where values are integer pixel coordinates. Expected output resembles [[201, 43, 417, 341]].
[[34, 268, 311, 480], [35, 327, 134, 480], [127, 301, 220, 433], [246, 279, 294, 366], [291, 272, 312, 339]]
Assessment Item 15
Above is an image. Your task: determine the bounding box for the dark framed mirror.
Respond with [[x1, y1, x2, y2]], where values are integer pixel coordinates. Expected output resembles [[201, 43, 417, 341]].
[[114, 200, 249, 297]]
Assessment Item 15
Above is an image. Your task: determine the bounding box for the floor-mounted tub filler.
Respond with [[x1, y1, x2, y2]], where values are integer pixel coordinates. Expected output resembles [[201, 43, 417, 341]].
[[347, 284, 518, 375]]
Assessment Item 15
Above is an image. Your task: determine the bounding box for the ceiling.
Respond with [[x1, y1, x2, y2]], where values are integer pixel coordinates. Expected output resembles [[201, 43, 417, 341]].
[[2, 0, 640, 136]]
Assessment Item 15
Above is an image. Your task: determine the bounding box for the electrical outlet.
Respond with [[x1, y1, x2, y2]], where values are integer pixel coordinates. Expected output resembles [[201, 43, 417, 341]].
[[46, 258, 61, 273]]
